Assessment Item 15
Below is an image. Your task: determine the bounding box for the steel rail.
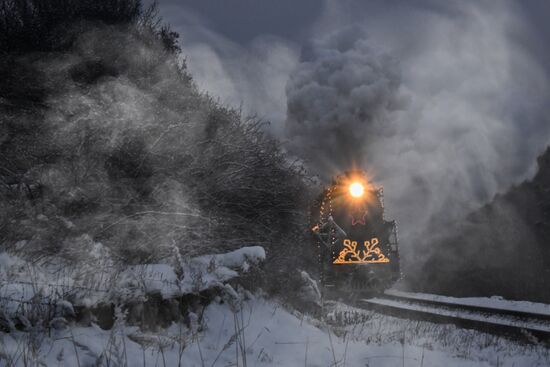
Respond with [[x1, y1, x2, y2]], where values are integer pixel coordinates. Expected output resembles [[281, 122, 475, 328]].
[[359, 294, 550, 345]]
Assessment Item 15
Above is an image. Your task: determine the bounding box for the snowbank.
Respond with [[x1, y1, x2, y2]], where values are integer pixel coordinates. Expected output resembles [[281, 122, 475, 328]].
[[118, 246, 266, 299], [0, 245, 265, 314], [1, 296, 546, 367]]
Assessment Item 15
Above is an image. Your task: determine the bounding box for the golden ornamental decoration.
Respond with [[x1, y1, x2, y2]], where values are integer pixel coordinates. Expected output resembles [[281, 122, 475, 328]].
[[333, 238, 389, 264]]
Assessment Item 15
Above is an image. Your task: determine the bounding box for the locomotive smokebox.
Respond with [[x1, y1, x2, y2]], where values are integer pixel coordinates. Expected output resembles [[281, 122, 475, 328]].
[[312, 170, 400, 299]]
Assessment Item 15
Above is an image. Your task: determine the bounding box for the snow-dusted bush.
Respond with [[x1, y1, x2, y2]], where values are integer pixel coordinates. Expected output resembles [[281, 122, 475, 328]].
[[0, 0, 310, 272], [0, 241, 266, 332]]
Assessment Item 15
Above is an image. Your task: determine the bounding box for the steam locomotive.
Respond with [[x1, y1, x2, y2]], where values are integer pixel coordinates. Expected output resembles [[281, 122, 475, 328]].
[[311, 170, 400, 300]]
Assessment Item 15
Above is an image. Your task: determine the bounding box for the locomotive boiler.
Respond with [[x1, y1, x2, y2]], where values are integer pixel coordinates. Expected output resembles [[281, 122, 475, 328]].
[[311, 170, 400, 300]]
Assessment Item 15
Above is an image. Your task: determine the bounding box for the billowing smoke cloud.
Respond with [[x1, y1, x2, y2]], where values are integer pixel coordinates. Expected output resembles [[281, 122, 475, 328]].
[[286, 1, 550, 269], [284, 25, 407, 177], [367, 1, 550, 251], [156, 0, 550, 279]]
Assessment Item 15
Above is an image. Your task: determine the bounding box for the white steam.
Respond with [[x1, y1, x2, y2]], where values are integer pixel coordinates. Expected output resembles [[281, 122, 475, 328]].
[[157, 5, 300, 135], [159, 1, 550, 269], [285, 25, 408, 177], [368, 1, 550, 250], [286, 1, 550, 267]]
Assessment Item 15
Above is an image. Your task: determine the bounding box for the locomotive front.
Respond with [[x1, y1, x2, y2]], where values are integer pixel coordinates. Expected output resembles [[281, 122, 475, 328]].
[[312, 170, 400, 299]]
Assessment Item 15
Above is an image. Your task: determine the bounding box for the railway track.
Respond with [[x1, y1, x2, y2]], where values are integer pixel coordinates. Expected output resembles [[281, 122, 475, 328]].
[[359, 291, 550, 345]]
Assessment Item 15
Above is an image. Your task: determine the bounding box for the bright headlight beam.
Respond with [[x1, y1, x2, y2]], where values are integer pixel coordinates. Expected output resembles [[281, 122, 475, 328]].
[[349, 182, 364, 198]]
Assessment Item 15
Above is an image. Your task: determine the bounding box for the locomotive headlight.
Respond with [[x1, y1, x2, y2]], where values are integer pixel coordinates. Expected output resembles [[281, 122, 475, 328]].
[[349, 182, 364, 198]]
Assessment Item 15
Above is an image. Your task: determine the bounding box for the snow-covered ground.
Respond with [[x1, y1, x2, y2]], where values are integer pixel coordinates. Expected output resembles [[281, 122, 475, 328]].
[[0, 243, 265, 313], [1, 295, 549, 366], [1, 243, 550, 367]]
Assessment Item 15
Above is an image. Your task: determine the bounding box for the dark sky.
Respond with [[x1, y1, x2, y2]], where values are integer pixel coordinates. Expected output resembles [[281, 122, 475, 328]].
[[157, 0, 322, 44], [156, 0, 550, 46]]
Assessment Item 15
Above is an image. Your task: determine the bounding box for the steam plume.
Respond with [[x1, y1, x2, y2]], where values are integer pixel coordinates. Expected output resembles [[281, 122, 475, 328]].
[[285, 2, 550, 271], [284, 25, 407, 178]]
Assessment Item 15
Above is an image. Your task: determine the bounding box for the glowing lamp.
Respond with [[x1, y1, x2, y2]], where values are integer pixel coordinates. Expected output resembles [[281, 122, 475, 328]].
[[349, 182, 364, 198]]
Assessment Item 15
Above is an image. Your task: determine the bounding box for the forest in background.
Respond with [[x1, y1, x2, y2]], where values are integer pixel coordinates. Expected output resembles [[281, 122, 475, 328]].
[[412, 147, 550, 303]]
